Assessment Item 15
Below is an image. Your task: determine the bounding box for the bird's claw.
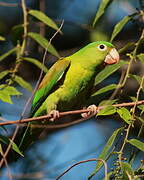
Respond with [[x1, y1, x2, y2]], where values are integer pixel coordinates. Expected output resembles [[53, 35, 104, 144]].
[[49, 110, 60, 121], [81, 104, 98, 118]]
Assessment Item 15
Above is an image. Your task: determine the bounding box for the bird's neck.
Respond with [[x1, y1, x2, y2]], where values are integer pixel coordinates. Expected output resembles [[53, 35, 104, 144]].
[[68, 52, 103, 71]]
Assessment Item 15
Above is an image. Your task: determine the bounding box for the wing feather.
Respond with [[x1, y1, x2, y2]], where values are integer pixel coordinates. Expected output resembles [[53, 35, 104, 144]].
[[31, 59, 70, 114]]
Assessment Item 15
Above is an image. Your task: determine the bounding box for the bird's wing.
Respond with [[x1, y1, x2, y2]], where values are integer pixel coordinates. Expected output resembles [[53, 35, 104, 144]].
[[31, 58, 71, 114]]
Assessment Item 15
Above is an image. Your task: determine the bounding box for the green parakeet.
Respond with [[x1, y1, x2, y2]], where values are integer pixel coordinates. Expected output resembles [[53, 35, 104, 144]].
[[18, 41, 120, 152]]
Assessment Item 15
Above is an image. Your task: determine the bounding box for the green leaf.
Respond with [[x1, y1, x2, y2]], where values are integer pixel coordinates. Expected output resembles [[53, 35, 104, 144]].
[[14, 75, 33, 92], [0, 85, 22, 96], [130, 74, 144, 90], [93, 0, 113, 26], [0, 85, 21, 103], [130, 74, 142, 84], [136, 116, 144, 124], [117, 107, 132, 124], [130, 96, 136, 102], [94, 60, 127, 86], [28, 32, 60, 57], [121, 162, 134, 180], [92, 84, 117, 96], [137, 53, 144, 64], [0, 135, 23, 156], [11, 24, 24, 45], [137, 105, 144, 115], [88, 127, 124, 179], [22, 57, 48, 73], [9, 139, 24, 157], [0, 35, 5, 41], [97, 105, 116, 116], [0, 91, 12, 104], [118, 42, 135, 54], [110, 14, 136, 42], [29, 10, 60, 31], [0, 47, 17, 62], [0, 70, 9, 80], [128, 139, 144, 152], [99, 99, 117, 106]]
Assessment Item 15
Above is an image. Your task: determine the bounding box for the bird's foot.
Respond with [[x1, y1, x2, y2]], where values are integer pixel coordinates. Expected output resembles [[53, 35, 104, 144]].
[[81, 104, 98, 118], [49, 110, 60, 121]]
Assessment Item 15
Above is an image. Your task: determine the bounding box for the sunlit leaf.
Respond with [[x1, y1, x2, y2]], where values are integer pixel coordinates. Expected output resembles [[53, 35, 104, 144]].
[[0, 35, 5, 41], [137, 53, 144, 64], [0, 85, 21, 103], [29, 10, 60, 31], [121, 162, 134, 179], [110, 14, 137, 42], [0, 47, 17, 62], [117, 107, 132, 124], [0, 85, 22, 96], [22, 57, 48, 73], [93, 0, 113, 26], [0, 70, 9, 80], [92, 84, 117, 96], [97, 105, 116, 116], [28, 32, 60, 57], [94, 60, 127, 86], [88, 127, 124, 179], [0, 135, 23, 156], [14, 75, 33, 92], [0, 91, 12, 104], [128, 139, 144, 152], [9, 139, 24, 157]]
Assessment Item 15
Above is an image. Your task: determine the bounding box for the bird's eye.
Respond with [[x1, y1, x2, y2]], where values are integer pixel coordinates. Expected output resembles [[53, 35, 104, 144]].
[[98, 44, 107, 51]]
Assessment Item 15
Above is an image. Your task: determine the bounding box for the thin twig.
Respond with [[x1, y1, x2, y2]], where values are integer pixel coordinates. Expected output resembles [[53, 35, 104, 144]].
[[0, 2, 18, 7], [0, 146, 12, 180], [0, 100, 144, 126], [118, 28, 144, 168], [0, 0, 28, 168], [55, 159, 108, 180], [109, 68, 126, 100], [0, 1, 64, 168]]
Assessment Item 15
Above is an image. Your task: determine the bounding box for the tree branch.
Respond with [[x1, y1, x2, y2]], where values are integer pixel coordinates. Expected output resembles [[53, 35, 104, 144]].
[[55, 158, 107, 180], [0, 100, 144, 126]]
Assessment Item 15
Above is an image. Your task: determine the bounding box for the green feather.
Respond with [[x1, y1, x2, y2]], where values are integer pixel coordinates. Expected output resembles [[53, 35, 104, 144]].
[[31, 59, 70, 116], [17, 41, 118, 152]]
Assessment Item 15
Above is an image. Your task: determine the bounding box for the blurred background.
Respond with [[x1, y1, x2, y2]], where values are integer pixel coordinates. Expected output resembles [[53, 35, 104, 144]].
[[0, 0, 144, 179]]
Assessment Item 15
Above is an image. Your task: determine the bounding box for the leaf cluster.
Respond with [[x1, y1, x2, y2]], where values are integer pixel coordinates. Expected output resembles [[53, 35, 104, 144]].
[[0, 0, 144, 179], [88, 0, 144, 179], [0, 5, 61, 160], [0, 9, 60, 105]]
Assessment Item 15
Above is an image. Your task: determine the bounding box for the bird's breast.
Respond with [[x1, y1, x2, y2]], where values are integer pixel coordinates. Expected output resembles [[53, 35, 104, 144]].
[[56, 65, 95, 108]]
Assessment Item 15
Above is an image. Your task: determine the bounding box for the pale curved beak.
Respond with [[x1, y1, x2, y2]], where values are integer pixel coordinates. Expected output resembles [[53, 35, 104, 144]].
[[104, 48, 120, 65]]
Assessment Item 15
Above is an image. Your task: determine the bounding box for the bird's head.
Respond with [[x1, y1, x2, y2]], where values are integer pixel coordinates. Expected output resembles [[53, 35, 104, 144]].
[[71, 41, 120, 70], [86, 41, 120, 65], [96, 42, 120, 65]]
